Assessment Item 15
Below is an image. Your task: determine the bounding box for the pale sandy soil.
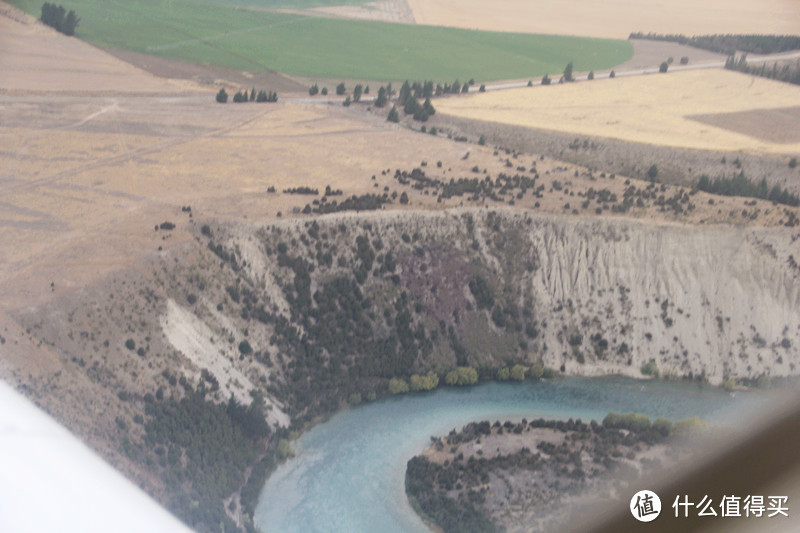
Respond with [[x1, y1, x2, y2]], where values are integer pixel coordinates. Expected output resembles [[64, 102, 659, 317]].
[[0, 4, 201, 95], [406, 0, 800, 39], [295, 0, 414, 23], [435, 69, 800, 154]]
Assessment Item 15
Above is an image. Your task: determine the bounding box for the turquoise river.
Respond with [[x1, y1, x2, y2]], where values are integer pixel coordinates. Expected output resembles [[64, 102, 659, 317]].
[[255, 376, 771, 532]]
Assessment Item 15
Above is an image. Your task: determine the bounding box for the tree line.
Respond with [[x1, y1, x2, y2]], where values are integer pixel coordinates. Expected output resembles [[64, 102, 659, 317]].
[[216, 87, 277, 103], [697, 172, 800, 207], [629, 32, 800, 55], [725, 54, 800, 86], [40, 2, 79, 35]]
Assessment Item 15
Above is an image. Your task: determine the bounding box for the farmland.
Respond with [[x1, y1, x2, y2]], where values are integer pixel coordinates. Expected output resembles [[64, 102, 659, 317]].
[[435, 69, 800, 154], [406, 0, 800, 39], [5, 0, 632, 81]]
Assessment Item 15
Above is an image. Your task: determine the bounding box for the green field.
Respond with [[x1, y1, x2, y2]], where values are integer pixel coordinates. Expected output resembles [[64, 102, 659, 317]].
[[9, 0, 633, 81]]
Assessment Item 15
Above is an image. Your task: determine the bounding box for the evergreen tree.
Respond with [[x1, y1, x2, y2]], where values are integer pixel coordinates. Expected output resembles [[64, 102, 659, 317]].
[[308, 84, 319, 96], [215, 88, 228, 103], [541, 73, 551, 85], [403, 96, 419, 115], [398, 80, 412, 106], [250, 87, 256, 101], [353, 84, 363, 103], [387, 105, 399, 123], [659, 61, 669, 73], [336, 82, 346, 95], [375, 86, 388, 108], [563, 61, 574, 82], [588, 70, 594, 80], [62, 9, 79, 35], [423, 97, 435, 116]]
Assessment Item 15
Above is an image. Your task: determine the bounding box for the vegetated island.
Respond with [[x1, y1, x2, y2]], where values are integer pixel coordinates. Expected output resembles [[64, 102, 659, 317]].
[[406, 413, 707, 533]]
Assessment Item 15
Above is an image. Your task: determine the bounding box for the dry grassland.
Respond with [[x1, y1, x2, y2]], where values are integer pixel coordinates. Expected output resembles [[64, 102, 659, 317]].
[[435, 69, 800, 154], [0, 10, 198, 95], [406, 0, 800, 39]]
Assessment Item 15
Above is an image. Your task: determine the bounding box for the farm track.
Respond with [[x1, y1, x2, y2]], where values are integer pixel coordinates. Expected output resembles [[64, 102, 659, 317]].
[[0, 102, 276, 195]]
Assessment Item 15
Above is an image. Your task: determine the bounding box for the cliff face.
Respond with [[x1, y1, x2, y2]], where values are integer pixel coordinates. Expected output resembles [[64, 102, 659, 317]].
[[509, 214, 800, 381], [211, 208, 799, 394]]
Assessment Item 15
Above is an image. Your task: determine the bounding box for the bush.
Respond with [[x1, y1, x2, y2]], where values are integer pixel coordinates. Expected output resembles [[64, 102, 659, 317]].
[[509, 364, 526, 381], [125, 338, 135, 351], [647, 164, 659, 180], [680, 56, 689, 65], [336, 82, 346, 95], [588, 70, 594, 80], [238, 340, 253, 355], [388, 378, 409, 394], [609, 70, 616, 78], [479, 84, 486, 92], [528, 362, 544, 379], [445, 367, 478, 386], [541, 73, 551, 85], [343, 96, 351, 107], [659, 61, 669, 73], [478, 135, 486, 146], [215, 88, 228, 103], [790, 158, 798, 169], [640, 361, 659, 377]]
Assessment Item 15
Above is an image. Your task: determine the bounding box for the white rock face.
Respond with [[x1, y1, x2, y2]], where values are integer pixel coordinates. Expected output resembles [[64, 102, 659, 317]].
[[516, 215, 799, 383]]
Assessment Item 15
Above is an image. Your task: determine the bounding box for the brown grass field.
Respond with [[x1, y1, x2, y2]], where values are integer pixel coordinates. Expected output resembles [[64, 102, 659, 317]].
[[435, 69, 800, 154], [406, 0, 800, 39], [0, 12, 198, 95]]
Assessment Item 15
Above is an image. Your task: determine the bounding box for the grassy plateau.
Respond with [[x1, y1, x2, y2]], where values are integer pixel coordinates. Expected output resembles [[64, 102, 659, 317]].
[[8, 0, 632, 81]]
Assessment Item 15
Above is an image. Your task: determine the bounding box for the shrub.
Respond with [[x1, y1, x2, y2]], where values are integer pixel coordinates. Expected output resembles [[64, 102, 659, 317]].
[[609, 70, 616, 78], [125, 339, 135, 351], [647, 164, 659, 180], [388, 378, 409, 394], [479, 84, 486, 92], [321, 87, 328, 95], [588, 70, 594, 80], [528, 362, 544, 379], [673, 416, 708, 436], [790, 158, 798, 169], [640, 361, 659, 377], [445, 367, 478, 386], [308, 84, 319, 96], [336, 82, 346, 95], [509, 364, 526, 381], [238, 340, 252, 355], [680, 56, 689, 65], [478, 135, 486, 146], [659, 61, 669, 73], [343, 96, 351, 107], [215, 88, 228, 103], [541, 73, 551, 85]]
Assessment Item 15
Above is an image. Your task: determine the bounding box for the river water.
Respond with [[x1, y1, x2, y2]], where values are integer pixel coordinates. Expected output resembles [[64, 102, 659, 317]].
[[255, 377, 771, 533]]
